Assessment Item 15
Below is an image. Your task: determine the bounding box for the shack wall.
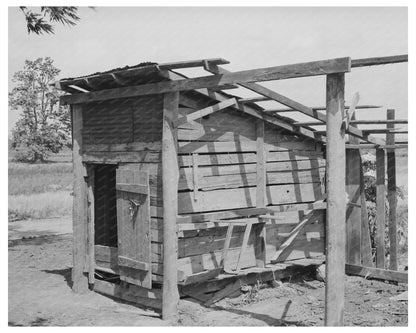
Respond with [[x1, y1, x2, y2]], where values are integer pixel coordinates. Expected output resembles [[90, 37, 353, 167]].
[[174, 102, 326, 278]]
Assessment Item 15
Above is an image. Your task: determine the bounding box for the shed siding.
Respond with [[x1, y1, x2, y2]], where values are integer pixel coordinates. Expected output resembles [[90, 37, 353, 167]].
[[174, 104, 326, 278]]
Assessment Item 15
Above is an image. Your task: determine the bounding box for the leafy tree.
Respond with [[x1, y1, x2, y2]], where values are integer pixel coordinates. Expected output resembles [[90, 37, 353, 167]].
[[19, 7, 80, 35], [9, 57, 70, 163]]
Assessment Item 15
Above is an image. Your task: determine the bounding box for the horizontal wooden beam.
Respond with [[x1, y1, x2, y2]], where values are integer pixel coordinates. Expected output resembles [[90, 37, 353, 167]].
[[60, 57, 351, 105], [316, 129, 408, 135], [295, 119, 408, 126], [158, 58, 230, 70], [345, 144, 408, 149], [238, 96, 270, 103], [345, 263, 408, 283], [68, 85, 90, 93], [362, 129, 408, 134], [351, 54, 408, 68], [263, 105, 382, 112], [175, 98, 237, 126]]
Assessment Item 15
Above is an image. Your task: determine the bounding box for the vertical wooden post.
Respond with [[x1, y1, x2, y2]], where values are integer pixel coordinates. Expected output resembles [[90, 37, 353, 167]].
[[386, 109, 398, 271], [254, 119, 266, 268], [375, 148, 386, 268], [325, 73, 346, 326], [72, 104, 89, 293], [345, 116, 361, 265], [87, 165, 95, 285], [162, 92, 180, 321]]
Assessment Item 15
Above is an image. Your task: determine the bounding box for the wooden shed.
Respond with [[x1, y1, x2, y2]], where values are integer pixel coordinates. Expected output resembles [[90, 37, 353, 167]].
[[57, 56, 408, 323]]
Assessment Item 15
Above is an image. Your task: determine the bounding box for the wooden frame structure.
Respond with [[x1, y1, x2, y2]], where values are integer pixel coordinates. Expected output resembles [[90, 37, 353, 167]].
[[58, 54, 408, 325]]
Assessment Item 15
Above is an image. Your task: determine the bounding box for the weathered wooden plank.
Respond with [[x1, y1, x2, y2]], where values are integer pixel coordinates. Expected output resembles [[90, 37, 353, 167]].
[[176, 98, 237, 126], [204, 280, 241, 306], [220, 224, 234, 267], [84, 142, 161, 152], [325, 73, 346, 326], [159, 58, 230, 70], [345, 264, 407, 283], [178, 151, 323, 167], [181, 158, 325, 177], [82, 151, 161, 164], [179, 268, 223, 286], [61, 57, 351, 105], [118, 256, 149, 271], [177, 182, 323, 214], [93, 280, 162, 310], [346, 144, 408, 149], [253, 222, 266, 268], [177, 126, 318, 144], [234, 222, 253, 272], [386, 109, 398, 271], [295, 119, 408, 126], [115, 183, 148, 194], [375, 148, 386, 269], [351, 54, 408, 68], [179, 169, 324, 192], [161, 91, 180, 320], [177, 201, 327, 224], [271, 210, 317, 263], [71, 104, 89, 293], [178, 140, 320, 154]]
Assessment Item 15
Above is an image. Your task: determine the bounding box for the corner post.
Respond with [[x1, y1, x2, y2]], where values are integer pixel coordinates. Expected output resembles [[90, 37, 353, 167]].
[[162, 92, 180, 321], [71, 104, 89, 293], [325, 73, 346, 326]]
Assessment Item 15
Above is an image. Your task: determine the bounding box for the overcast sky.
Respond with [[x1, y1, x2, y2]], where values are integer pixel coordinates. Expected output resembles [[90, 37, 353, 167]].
[[8, 6, 408, 136]]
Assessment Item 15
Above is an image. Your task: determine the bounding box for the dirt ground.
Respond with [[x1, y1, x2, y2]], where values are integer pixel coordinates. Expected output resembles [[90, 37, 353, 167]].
[[8, 229, 408, 326]]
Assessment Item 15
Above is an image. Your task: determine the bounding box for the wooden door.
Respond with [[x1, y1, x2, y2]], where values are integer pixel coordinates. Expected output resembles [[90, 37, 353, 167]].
[[116, 164, 152, 289]]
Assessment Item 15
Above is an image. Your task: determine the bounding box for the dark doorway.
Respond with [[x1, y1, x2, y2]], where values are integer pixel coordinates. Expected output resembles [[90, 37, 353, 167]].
[[94, 164, 118, 248]]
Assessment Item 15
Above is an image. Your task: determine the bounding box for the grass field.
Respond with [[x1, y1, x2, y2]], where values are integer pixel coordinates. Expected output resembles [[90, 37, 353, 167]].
[[8, 150, 73, 220]]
